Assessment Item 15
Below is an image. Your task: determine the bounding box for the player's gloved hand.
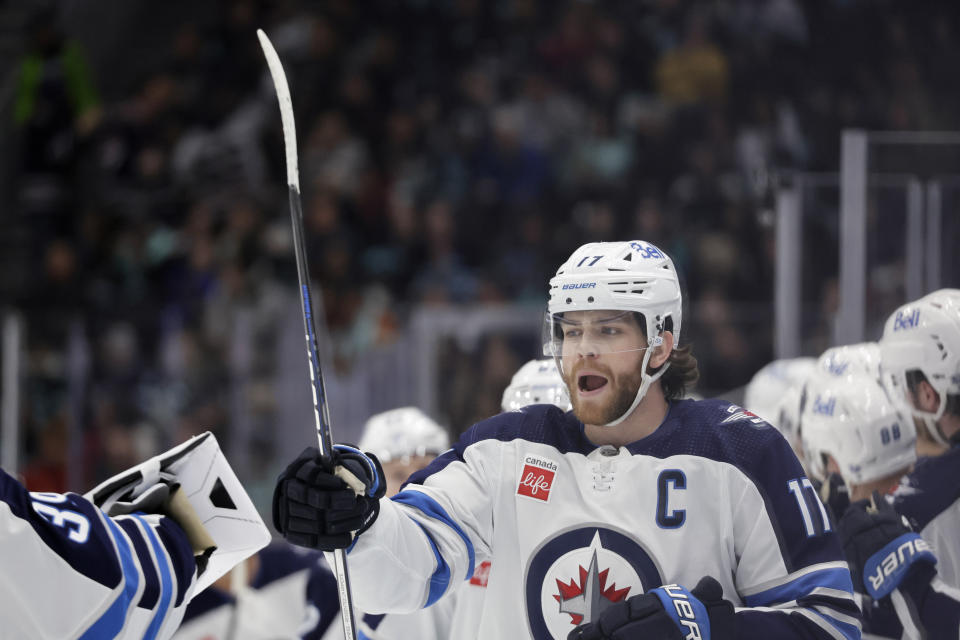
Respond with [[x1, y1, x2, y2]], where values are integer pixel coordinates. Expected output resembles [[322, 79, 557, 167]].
[[273, 445, 386, 551], [837, 490, 937, 600], [567, 576, 734, 640]]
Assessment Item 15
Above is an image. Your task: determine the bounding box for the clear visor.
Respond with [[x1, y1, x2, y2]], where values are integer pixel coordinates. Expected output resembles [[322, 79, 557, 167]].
[[542, 310, 660, 359]]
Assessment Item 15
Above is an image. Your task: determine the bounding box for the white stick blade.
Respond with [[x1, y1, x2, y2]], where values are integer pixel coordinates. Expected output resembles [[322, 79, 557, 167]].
[[256, 28, 300, 190]]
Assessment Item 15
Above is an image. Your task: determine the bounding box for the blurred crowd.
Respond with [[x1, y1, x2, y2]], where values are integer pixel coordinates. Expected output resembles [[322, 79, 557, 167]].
[[6, 0, 960, 493]]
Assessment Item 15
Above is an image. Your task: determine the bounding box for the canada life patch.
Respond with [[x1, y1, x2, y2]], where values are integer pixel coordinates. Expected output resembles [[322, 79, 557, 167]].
[[518, 455, 558, 502]]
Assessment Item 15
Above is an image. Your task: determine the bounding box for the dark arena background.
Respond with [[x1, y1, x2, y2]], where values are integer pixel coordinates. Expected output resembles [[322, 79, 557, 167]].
[[1, 0, 958, 520]]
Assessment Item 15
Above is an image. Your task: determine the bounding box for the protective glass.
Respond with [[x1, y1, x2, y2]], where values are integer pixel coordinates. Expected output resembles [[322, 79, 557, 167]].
[[542, 310, 660, 359]]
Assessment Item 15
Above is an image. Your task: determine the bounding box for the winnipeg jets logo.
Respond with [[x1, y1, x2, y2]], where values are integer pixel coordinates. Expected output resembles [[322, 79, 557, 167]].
[[555, 547, 631, 626], [720, 404, 766, 426], [526, 526, 662, 639]]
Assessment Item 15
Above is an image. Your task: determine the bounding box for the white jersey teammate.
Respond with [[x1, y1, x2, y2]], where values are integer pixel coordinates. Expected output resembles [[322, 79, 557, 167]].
[[881, 292, 960, 586], [273, 240, 861, 640], [825, 290, 960, 639]]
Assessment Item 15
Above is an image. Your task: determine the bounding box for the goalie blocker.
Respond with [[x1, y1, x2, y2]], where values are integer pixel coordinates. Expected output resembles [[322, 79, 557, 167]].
[[86, 431, 271, 593]]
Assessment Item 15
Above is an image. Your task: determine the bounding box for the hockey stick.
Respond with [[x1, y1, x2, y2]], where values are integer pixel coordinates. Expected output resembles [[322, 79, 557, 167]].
[[256, 29, 358, 640]]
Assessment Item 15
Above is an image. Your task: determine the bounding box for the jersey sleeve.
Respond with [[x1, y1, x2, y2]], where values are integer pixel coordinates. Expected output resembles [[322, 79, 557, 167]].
[[727, 429, 862, 640], [343, 415, 503, 614], [0, 467, 197, 640]]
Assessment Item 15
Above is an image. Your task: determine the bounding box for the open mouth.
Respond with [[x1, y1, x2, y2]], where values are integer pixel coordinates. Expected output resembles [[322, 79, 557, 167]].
[[578, 374, 609, 394]]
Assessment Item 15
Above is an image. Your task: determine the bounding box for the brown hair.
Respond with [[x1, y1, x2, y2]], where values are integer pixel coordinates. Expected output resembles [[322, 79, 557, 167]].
[[634, 313, 700, 400], [655, 344, 700, 400]]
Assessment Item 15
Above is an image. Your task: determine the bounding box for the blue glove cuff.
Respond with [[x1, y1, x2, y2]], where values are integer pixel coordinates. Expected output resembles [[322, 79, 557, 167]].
[[333, 444, 382, 497], [651, 584, 711, 640], [863, 532, 937, 599]]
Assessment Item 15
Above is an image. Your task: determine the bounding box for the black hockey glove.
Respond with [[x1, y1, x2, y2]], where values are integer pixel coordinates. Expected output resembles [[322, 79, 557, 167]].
[[567, 576, 735, 640], [273, 445, 387, 551], [837, 491, 937, 600]]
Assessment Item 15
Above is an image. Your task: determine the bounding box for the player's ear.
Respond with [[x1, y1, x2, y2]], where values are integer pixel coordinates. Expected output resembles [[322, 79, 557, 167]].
[[649, 331, 674, 368], [914, 379, 940, 413]]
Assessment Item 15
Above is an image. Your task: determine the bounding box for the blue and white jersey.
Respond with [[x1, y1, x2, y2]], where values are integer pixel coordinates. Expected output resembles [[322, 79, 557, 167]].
[[173, 543, 340, 640], [893, 444, 960, 588], [345, 400, 861, 640], [0, 468, 196, 639]]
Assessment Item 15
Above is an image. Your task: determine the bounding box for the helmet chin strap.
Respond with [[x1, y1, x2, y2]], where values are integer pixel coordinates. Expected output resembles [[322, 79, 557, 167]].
[[603, 336, 668, 428]]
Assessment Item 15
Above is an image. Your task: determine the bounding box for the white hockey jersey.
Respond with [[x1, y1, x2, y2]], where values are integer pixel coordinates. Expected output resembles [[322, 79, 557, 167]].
[[894, 444, 960, 587], [345, 400, 862, 640], [0, 467, 196, 639]]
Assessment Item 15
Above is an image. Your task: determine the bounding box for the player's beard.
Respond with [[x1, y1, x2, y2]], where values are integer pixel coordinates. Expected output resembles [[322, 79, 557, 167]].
[[566, 362, 645, 426]]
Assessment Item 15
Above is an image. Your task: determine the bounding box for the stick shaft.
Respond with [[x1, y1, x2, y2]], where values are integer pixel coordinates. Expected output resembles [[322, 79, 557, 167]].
[[257, 29, 358, 640]]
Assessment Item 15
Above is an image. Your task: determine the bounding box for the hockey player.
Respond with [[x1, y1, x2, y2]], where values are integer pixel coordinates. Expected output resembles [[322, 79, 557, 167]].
[[743, 357, 816, 460], [1, 431, 269, 639], [797, 372, 919, 639], [880, 294, 960, 587], [273, 240, 860, 640], [800, 372, 915, 504], [830, 289, 960, 639]]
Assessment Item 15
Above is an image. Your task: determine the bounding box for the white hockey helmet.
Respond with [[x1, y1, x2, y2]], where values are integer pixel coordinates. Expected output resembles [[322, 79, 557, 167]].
[[923, 288, 960, 307], [358, 407, 450, 463], [544, 240, 682, 426], [816, 342, 882, 382], [800, 374, 916, 486], [743, 358, 817, 438], [880, 296, 960, 446], [501, 359, 572, 412]]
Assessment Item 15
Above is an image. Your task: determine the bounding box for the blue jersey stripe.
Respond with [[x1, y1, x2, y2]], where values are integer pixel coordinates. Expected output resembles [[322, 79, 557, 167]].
[[411, 520, 452, 606], [79, 516, 141, 640], [133, 515, 174, 640], [744, 568, 854, 607], [391, 490, 476, 581]]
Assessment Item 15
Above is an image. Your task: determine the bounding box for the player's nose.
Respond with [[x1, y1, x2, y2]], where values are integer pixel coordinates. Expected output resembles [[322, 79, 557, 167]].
[[576, 332, 600, 358]]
